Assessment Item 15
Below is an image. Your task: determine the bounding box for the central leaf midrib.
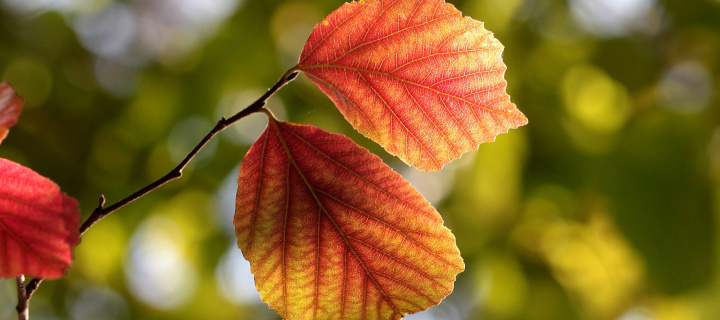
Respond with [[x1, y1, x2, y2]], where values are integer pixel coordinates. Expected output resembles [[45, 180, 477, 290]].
[[283, 120, 435, 217], [271, 120, 402, 318]]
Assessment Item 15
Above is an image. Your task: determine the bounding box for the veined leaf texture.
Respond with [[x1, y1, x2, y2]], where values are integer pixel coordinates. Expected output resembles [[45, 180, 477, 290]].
[[0, 83, 80, 279], [235, 120, 464, 319], [298, 0, 527, 171], [0, 159, 81, 279]]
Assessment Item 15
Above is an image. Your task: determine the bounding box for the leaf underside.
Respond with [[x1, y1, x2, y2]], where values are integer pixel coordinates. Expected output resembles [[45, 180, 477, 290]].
[[234, 120, 464, 320], [298, 0, 528, 171], [0, 159, 80, 279]]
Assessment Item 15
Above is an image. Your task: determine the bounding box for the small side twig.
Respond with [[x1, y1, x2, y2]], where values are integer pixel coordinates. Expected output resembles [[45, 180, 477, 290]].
[[16, 67, 300, 317]]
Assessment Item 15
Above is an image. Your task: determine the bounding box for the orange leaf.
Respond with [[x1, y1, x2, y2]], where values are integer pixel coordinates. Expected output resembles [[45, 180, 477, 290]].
[[234, 120, 464, 319], [0, 82, 23, 145], [297, 0, 527, 171], [0, 158, 81, 279]]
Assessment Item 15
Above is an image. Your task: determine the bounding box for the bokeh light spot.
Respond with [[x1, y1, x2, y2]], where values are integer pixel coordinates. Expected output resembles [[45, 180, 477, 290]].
[[74, 2, 137, 59], [215, 243, 262, 305], [476, 251, 528, 318], [569, 0, 660, 37], [69, 287, 129, 320], [562, 64, 631, 133], [659, 60, 713, 114], [74, 218, 127, 283], [271, 1, 322, 68], [125, 216, 198, 310], [215, 166, 239, 236]]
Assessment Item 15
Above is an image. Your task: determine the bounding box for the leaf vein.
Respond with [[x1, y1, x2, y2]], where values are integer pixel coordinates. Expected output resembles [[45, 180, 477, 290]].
[[357, 71, 441, 168], [316, 190, 461, 269], [346, 235, 452, 291], [326, 11, 457, 65], [272, 120, 402, 316]]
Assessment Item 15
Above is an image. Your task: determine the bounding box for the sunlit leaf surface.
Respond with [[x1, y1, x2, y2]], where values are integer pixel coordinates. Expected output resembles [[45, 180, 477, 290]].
[[298, 0, 527, 171], [234, 120, 464, 319], [0, 158, 81, 279], [0, 82, 23, 145]]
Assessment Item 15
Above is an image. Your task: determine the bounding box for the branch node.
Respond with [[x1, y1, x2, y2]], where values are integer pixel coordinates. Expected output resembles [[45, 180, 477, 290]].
[[287, 71, 299, 81], [14, 68, 298, 318], [97, 195, 106, 209]]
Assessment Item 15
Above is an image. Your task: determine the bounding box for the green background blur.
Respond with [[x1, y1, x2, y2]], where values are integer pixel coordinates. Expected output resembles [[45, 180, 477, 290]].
[[1, 0, 719, 319]]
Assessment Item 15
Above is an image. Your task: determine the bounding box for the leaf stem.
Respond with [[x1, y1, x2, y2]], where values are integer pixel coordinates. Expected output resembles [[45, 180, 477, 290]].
[[17, 66, 301, 317]]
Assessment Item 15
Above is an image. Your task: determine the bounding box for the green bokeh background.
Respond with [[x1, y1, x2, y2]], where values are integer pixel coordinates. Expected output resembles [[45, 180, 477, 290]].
[[1, 0, 719, 319]]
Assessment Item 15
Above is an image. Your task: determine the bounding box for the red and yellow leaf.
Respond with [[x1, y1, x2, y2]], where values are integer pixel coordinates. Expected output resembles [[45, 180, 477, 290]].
[[297, 0, 527, 171], [234, 120, 464, 319], [0, 82, 23, 145], [0, 158, 81, 279]]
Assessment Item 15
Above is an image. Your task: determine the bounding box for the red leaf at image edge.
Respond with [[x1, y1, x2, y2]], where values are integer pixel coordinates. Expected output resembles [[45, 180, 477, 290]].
[[0, 159, 81, 279], [0, 82, 80, 279]]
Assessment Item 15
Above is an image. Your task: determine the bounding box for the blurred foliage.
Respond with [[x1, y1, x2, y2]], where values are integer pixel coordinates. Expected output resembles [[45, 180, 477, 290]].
[[1, 0, 719, 319]]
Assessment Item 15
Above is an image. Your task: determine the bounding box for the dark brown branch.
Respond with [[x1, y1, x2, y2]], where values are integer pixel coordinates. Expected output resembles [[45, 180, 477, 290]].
[[17, 67, 300, 316]]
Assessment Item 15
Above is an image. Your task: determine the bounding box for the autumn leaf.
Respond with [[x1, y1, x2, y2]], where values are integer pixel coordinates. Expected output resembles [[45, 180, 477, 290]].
[[297, 0, 527, 171], [234, 119, 464, 319], [0, 83, 80, 279], [0, 158, 81, 279], [0, 82, 23, 145]]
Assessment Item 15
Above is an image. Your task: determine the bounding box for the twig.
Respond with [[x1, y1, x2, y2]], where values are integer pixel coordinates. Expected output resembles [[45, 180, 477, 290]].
[[15, 276, 28, 320], [16, 67, 300, 318]]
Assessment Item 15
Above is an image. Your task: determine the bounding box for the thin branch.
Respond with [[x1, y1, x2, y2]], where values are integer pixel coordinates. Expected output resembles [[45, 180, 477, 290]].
[[15, 276, 28, 320], [17, 67, 301, 316]]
